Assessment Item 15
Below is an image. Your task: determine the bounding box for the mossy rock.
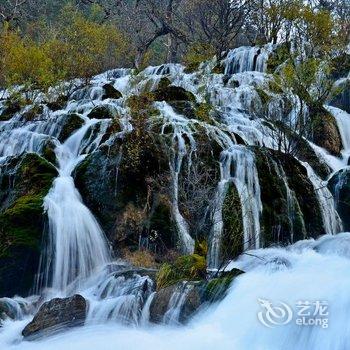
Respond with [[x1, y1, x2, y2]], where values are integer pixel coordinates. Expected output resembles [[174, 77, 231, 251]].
[[169, 101, 197, 118], [47, 95, 68, 112], [0, 100, 22, 121], [22, 105, 44, 122], [152, 85, 196, 103], [156, 254, 206, 290], [311, 107, 342, 156], [329, 80, 350, 114], [194, 103, 213, 124], [102, 84, 122, 100], [203, 269, 244, 302], [87, 105, 114, 120], [57, 114, 84, 143], [254, 147, 323, 245], [328, 168, 350, 230], [0, 153, 57, 296], [149, 195, 175, 250], [157, 77, 171, 90], [149, 281, 202, 324], [220, 183, 244, 262], [268, 121, 331, 179], [212, 64, 225, 74], [41, 140, 57, 165]]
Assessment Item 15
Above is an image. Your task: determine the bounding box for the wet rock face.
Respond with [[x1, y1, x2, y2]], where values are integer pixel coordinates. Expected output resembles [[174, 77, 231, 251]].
[[22, 295, 87, 339], [0, 154, 57, 297], [311, 108, 342, 156], [330, 81, 350, 114], [57, 113, 84, 142], [102, 83, 122, 100], [87, 105, 114, 119], [328, 168, 350, 230], [149, 282, 202, 324], [254, 147, 323, 246]]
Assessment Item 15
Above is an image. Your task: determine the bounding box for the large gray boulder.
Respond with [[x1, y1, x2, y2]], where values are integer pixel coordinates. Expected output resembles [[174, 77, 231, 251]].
[[22, 295, 87, 339]]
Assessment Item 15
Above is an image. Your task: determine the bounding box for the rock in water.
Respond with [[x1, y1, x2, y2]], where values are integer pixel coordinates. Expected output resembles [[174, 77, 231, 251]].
[[22, 295, 87, 339]]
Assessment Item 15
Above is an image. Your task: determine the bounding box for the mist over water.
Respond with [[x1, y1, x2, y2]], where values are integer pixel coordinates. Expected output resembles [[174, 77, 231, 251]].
[[1, 233, 350, 350]]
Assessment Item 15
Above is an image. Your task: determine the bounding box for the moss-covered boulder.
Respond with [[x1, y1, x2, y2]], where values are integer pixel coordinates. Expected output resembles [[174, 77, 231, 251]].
[[0, 154, 57, 297], [47, 95, 68, 112], [152, 85, 196, 103], [87, 105, 114, 120], [267, 121, 331, 179], [329, 80, 350, 114], [220, 184, 244, 262], [311, 108, 342, 156], [328, 168, 350, 230], [203, 269, 244, 302], [0, 100, 22, 121], [102, 84, 122, 100], [57, 114, 84, 143], [156, 254, 206, 290], [22, 105, 44, 122], [254, 147, 323, 246]]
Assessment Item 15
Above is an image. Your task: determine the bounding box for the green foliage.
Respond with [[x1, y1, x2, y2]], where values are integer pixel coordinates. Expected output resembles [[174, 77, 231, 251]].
[[183, 43, 216, 73], [156, 254, 207, 290]]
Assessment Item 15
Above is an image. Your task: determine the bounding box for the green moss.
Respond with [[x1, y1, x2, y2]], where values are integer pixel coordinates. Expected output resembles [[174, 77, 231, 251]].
[[212, 64, 225, 74], [0, 154, 57, 259], [194, 103, 213, 124], [204, 269, 244, 302], [156, 254, 206, 290], [221, 184, 244, 261], [158, 77, 171, 90]]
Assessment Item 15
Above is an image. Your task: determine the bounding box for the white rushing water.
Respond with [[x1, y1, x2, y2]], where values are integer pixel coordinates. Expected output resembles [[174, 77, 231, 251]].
[[2, 233, 350, 350], [40, 118, 111, 294]]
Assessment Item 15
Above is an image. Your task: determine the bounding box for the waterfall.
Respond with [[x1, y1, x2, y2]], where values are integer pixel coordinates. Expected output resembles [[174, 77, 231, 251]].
[[272, 160, 307, 243], [39, 118, 111, 294], [224, 45, 272, 75], [163, 282, 194, 325], [208, 145, 262, 268], [155, 102, 196, 255], [327, 105, 350, 164], [303, 162, 342, 235]]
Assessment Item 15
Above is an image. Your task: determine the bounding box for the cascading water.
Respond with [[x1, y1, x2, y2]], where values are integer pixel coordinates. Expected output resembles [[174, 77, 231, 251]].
[[208, 146, 262, 268], [0, 43, 348, 350], [303, 162, 342, 235], [224, 45, 272, 75], [39, 118, 111, 294]]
